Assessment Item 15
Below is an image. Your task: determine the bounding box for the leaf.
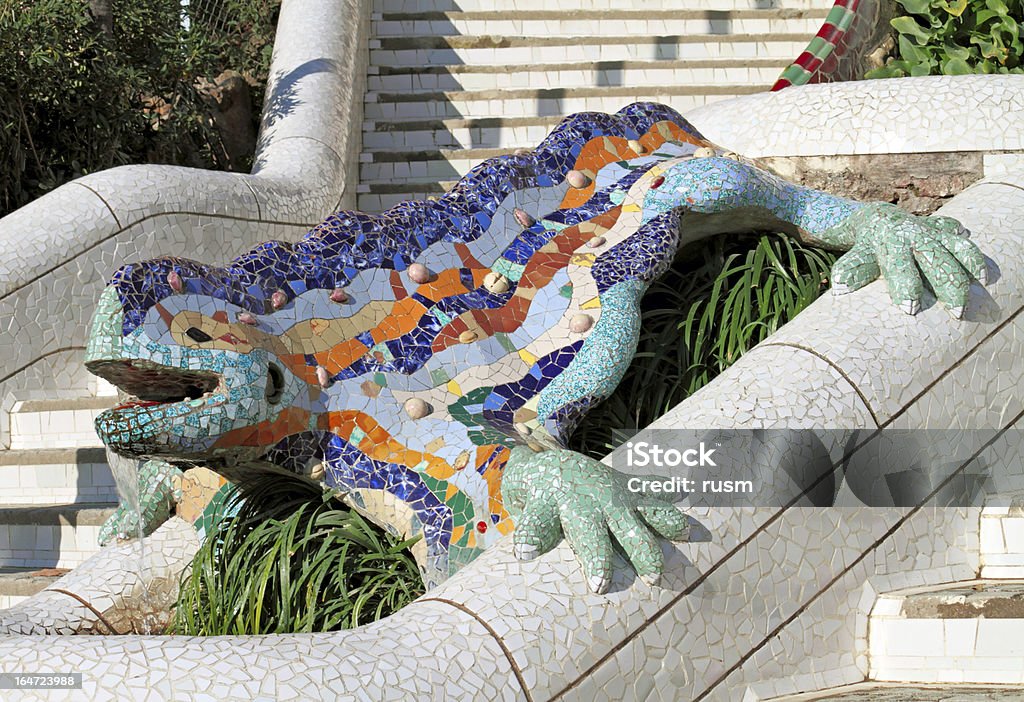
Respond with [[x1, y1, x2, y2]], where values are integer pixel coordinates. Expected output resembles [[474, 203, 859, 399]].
[[942, 56, 974, 73], [974, 33, 1010, 62], [937, 0, 966, 15], [939, 0, 969, 15], [892, 15, 935, 43], [898, 33, 932, 63], [942, 41, 974, 60], [897, 0, 932, 13], [865, 66, 902, 79]]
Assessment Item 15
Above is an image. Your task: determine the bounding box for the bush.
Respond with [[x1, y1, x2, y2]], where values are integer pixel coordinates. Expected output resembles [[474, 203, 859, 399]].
[[569, 232, 837, 458], [172, 473, 424, 635], [0, 0, 279, 218], [867, 0, 1023, 78]]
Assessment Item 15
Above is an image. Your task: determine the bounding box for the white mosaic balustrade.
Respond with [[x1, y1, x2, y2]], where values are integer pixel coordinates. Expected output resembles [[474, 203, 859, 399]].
[[0, 518, 199, 635], [0, 78, 1021, 699], [685, 74, 1024, 164]]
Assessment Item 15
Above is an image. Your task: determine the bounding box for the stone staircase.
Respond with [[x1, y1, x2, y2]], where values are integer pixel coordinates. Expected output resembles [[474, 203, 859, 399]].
[[766, 505, 1024, 699], [861, 504, 1024, 687], [0, 391, 119, 607], [357, 0, 837, 212], [768, 683, 1024, 700]]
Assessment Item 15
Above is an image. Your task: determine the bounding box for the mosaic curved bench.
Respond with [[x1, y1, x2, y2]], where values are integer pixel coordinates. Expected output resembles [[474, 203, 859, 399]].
[[84, 101, 987, 590]]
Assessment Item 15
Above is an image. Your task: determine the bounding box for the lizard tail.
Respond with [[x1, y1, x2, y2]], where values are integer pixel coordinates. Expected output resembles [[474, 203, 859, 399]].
[[772, 0, 862, 91]]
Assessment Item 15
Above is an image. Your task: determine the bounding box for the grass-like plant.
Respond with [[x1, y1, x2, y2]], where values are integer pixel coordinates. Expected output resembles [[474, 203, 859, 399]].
[[569, 231, 837, 458], [172, 473, 424, 636]]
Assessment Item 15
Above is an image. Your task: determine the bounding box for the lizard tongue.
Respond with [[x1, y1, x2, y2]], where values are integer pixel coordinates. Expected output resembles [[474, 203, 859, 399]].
[[112, 400, 164, 411]]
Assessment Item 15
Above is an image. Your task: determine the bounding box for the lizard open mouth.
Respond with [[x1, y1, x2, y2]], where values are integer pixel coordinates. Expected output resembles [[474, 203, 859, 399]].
[[88, 359, 230, 458], [87, 356, 290, 466], [90, 359, 223, 412]]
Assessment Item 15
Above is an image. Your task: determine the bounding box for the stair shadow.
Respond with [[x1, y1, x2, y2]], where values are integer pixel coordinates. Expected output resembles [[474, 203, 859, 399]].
[[704, 10, 733, 36], [366, 6, 690, 209]]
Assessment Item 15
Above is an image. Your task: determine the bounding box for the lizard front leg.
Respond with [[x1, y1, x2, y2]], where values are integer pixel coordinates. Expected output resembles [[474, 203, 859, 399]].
[[99, 459, 183, 546], [504, 154, 989, 594], [643, 156, 988, 317], [503, 445, 690, 594]]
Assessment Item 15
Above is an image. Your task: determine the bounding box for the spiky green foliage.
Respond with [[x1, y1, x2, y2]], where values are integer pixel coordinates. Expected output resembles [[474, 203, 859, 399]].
[[569, 232, 837, 458], [172, 473, 424, 635]]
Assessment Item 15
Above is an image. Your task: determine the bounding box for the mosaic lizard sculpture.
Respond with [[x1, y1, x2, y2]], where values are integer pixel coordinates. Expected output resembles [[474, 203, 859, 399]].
[[85, 103, 987, 591]]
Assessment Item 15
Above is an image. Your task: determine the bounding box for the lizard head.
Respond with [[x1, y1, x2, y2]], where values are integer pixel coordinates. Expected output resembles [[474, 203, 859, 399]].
[[85, 257, 310, 469]]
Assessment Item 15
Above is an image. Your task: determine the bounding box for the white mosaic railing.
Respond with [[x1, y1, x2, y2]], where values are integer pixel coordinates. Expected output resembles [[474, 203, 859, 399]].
[[689, 74, 1024, 163], [0, 517, 199, 635], [0, 0, 372, 447], [0, 76, 1020, 700]]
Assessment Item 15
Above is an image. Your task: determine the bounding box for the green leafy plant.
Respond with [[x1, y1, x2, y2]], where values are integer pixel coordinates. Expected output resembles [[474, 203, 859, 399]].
[[190, 0, 280, 88], [569, 232, 837, 458], [172, 473, 424, 636], [867, 0, 1023, 77], [0, 0, 280, 218]]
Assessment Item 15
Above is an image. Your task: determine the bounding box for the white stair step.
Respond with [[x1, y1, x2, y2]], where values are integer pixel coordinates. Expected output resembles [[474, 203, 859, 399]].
[[363, 116, 561, 152], [869, 580, 1024, 684], [372, 13, 827, 39], [376, 0, 837, 13], [9, 396, 115, 450], [363, 86, 757, 121], [369, 36, 812, 68], [367, 59, 789, 93], [0, 448, 118, 505], [360, 153, 507, 184], [358, 193, 446, 213], [766, 682, 1024, 700], [981, 506, 1024, 578], [0, 566, 66, 609], [0, 503, 117, 569]]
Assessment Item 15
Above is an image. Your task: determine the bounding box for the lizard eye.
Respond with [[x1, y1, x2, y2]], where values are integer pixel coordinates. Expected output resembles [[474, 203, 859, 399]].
[[185, 327, 214, 343]]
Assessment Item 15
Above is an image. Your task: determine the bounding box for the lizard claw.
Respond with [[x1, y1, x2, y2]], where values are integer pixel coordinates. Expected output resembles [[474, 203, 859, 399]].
[[503, 445, 689, 593], [822, 203, 987, 318]]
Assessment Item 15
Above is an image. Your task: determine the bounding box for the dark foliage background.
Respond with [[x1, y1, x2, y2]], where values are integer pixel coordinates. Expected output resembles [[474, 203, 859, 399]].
[[0, 0, 280, 218]]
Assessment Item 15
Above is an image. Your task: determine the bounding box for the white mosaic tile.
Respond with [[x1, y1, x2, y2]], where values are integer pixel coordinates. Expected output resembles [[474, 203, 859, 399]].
[[686, 75, 1024, 158]]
